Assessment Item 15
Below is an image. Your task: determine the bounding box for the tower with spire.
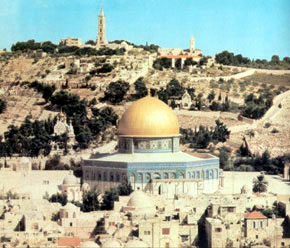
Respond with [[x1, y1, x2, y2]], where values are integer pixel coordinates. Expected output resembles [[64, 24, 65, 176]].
[[190, 35, 195, 54], [96, 4, 108, 48]]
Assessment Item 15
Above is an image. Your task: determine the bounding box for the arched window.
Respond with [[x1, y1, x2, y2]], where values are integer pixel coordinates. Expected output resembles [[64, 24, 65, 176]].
[[116, 173, 120, 182], [197, 171, 200, 179], [163, 172, 169, 179], [138, 173, 143, 184], [192, 171, 195, 179], [206, 170, 209, 179], [153, 173, 161, 180], [210, 169, 214, 179], [110, 172, 114, 182], [103, 171, 107, 181], [170, 172, 176, 179], [179, 172, 185, 179], [98, 173, 102, 181], [146, 173, 151, 183], [130, 173, 135, 184]]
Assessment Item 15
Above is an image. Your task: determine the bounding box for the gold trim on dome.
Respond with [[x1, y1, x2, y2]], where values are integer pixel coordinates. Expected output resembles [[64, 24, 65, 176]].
[[118, 96, 180, 137]]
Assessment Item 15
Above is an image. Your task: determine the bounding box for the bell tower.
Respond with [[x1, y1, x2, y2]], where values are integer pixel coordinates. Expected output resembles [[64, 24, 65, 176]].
[[96, 4, 107, 48], [190, 35, 195, 54]]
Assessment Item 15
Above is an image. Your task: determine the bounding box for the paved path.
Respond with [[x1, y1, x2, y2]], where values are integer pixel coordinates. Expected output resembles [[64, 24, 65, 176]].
[[259, 90, 290, 125], [228, 90, 290, 134]]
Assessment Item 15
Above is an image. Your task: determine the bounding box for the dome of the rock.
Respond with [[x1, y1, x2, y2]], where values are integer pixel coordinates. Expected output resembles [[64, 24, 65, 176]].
[[118, 96, 179, 137]]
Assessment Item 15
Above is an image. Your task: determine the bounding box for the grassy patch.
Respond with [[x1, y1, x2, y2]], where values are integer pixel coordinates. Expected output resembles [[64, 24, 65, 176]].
[[245, 73, 290, 87]]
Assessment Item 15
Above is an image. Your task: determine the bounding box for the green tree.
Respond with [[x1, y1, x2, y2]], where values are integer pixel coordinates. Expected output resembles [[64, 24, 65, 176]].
[[101, 187, 119, 210], [99, 107, 118, 127], [166, 79, 184, 98], [134, 77, 148, 99], [81, 190, 99, 212], [157, 88, 169, 104], [103, 80, 130, 104], [118, 180, 133, 196], [253, 173, 268, 193], [0, 99, 7, 114], [97, 63, 114, 73], [212, 120, 231, 143], [219, 146, 231, 169], [207, 90, 215, 103], [49, 192, 67, 206], [85, 40, 96, 45], [271, 55, 280, 64]]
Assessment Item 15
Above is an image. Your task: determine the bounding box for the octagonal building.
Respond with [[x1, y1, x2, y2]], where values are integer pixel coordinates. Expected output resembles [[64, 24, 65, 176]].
[[82, 96, 221, 197]]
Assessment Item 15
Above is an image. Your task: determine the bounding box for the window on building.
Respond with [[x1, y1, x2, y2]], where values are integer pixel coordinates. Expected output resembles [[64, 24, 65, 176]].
[[70, 222, 73, 227], [256, 235, 258, 239], [144, 231, 150, 235], [116, 174, 120, 182], [162, 228, 170, 235], [260, 221, 263, 228], [165, 242, 170, 248], [215, 228, 222, 232], [180, 235, 189, 242], [138, 173, 143, 183], [253, 221, 256, 229], [228, 207, 235, 212]]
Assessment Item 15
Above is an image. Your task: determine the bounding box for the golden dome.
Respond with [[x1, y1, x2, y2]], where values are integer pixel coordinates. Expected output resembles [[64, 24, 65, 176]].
[[118, 96, 179, 137]]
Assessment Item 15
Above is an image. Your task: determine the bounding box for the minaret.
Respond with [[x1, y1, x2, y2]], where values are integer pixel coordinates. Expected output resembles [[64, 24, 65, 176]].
[[96, 4, 107, 48], [190, 35, 195, 54]]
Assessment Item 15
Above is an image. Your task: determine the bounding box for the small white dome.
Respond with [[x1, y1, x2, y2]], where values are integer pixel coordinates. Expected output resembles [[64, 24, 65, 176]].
[[102, 239, 122, 248], [19, 157, 30, 165], [63, 174, 78, 185], [127, 191, 154, 209], [81, 241, 100, 248], [125, 239, 149, 248], [62, 203, 78, 211]]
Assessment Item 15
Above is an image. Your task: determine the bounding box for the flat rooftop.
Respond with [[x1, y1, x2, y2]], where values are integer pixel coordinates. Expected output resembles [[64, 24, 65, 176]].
[[221, 171, 290, 195]]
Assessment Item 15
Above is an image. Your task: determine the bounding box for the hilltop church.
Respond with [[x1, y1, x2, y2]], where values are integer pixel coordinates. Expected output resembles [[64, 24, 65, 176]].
[[82, 96, 222, 198]]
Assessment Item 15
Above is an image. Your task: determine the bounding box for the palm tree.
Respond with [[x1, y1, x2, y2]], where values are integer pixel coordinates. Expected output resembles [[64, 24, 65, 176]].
[[253, 173, 268, 193]]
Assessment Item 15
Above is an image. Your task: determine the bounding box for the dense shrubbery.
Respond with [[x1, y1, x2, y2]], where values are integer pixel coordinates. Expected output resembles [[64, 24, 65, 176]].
[[59, 46, 125, 56], [153, 57, 171, 70], [0, 117, 54, 157], [180, 120, 231, 149], [157, 79, 185, 104], [102, 80, 130, 104], [241, 93, 273, 119], [132, 77, 148, 99], [216, 50, 290, 70], [233, 151, 290, 174], [11, 40, 57, 53], [23, 81, 56, 102], [153, 56, 208, 71], [0, 85, 119, 156], [110, 40, 159, 53], [71, 180, 133, 212], [11, 39, 126, 56], [48, 192, 67, 206]]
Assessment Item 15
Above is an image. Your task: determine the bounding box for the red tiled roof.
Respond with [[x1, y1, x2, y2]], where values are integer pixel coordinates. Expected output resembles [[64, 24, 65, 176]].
[[245, 210, 267, 219], [158, 55, 201, 59], [58, 237, 81, 247]]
